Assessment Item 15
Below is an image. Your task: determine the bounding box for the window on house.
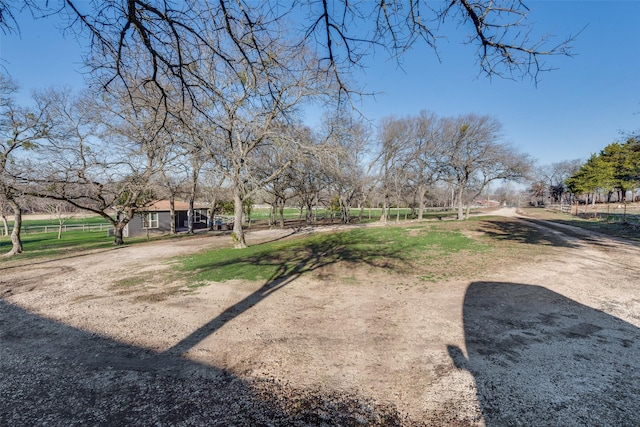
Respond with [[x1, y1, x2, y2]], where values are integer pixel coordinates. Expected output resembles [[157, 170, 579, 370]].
[[194, 210, 206, 223], [143, 212, 159, 228]]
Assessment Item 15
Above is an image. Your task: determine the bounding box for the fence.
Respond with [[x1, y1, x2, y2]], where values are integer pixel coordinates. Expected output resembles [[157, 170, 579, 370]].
[[2, 223, 113, 236], [545, 203, 640, 223], [247, 207, 447, 222], [3, 207, 456, 236], [545, 204, 572, 214]]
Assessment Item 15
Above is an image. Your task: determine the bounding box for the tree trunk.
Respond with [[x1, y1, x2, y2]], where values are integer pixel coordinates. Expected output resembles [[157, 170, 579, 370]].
[[416, 184, 426, 220], [169, 195, 176, 234], [113, 222, 126, 245], [187, 197, 195, 234], [305, 200, 313, 225], [208, 196, 218, 230], [232, 192, 247, 248], [1, 213, 8, 237], [380, 196, 388, 223], [278, 199, 285, 228], [457, 185, 465, 220], [187, 164, 199, 234], [340, 198, 350, 224], [265, 201, 272, 227], [4, 201, 23, 256]]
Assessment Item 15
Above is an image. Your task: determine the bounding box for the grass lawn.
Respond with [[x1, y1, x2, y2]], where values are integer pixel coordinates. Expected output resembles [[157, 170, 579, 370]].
[[5, 215, 111, 230], [13, 215, 110, 226], [5, 210, 637, 288], [0, 229, 115, 262], [172, 219, 550, 288], [171, 210, 640, 290]]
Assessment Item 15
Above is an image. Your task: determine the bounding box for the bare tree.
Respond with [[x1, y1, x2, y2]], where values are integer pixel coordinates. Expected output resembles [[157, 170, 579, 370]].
[[159, 159, 188, 235], [191, 33, 327, 248], [464, 143, 532, 217], [403, 111, 443, 220], [493, 183, 519, 206], [537, 159, 582, 204], [0, 1, 18, 35], [256, 144, 296, 229], [183, 144, 205, 234], [440, 114, 530, 220], [3, 1, 575, 115], [301, 0, 575, 93], [289, 128, 330, 225], [0, 194, 10, 236], [36, 198, 77, 239], [199, 165, 227, 230], [321, 110, 373, 224], [290, 159, 324, 225], [376, 115, 414, 223], [0, 74, 51, 255], [28, 86, 167, 244], [29, 1, 307, 121]]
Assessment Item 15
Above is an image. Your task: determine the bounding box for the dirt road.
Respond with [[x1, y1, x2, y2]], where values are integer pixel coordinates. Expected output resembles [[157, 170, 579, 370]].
[[1, 210, 639, 425]]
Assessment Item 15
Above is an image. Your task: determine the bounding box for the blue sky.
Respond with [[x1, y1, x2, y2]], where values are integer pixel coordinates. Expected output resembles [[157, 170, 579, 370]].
[[1, 1, 638, 167]]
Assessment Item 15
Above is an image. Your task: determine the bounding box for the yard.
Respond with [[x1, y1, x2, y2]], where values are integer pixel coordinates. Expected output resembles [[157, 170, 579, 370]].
[[1, 208, 639, 425]]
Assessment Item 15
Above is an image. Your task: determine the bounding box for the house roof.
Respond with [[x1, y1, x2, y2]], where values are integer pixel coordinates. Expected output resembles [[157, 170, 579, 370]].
[[144, 200, 207, 211]]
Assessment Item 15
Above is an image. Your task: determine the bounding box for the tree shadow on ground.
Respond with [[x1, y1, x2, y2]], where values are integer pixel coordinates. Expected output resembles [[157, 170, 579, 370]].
[[448, 282, 640, 426], [542, 218, 640, 247], [477, 218, 580, 248], [0, 299, 412, 425], [167, 231, 407, 356]]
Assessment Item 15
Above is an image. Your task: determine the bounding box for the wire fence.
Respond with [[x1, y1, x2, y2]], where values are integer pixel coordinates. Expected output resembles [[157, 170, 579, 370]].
[[248, 207, 452, 222], [2, 207, 456, 237], [1, 223, 113, 236], [545, 203, 640, 224]]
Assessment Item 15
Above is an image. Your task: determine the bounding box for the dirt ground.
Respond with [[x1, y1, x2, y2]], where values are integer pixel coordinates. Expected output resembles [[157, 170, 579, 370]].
[[1, 208, 639, 426]]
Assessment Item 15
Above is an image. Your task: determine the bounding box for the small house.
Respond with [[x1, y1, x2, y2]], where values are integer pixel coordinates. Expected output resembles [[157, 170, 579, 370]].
[[124, 200, 210, 237]]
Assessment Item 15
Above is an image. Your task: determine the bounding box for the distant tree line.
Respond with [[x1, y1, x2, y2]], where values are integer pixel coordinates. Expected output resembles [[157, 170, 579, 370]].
[[566, 137, 640, 205], [528, 136, 640, 207], [527, 160, 582, 206]]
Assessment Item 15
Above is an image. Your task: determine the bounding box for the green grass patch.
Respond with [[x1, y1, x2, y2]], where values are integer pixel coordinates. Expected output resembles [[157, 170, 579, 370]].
[[186, 281, 210, 289], [419, 272, 450, 283], [17, 215, 109, 227], [115, 275, 150, 288], [0, 229, 114, 262], [174, 225, 488, 287], [6, 215, 112, 234], [0, 223, 207, 265], [249, 207, 302, 220]]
